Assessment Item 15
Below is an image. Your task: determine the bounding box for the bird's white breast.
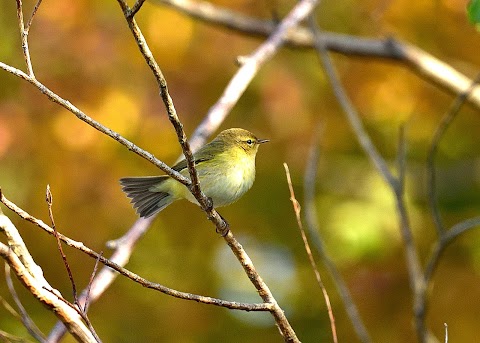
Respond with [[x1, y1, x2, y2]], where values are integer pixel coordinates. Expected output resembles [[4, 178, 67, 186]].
[[185, 150, 256, 207]]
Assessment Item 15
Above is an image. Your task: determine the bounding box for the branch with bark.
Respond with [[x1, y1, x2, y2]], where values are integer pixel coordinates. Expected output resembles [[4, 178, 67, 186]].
[[1, 0, 479, 342]]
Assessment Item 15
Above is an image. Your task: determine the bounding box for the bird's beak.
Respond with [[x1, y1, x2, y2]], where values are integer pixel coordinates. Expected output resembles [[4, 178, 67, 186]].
[[257, 138, 269, 144]]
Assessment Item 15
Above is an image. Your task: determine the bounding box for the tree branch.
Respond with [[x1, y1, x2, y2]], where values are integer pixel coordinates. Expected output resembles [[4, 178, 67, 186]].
[[0, 208, 96, 343], [156, 0, 480, 111], [303, 127, 372, 343], [0, 189, 271, 313], [309, 14, 426, 342], [284, 162, 337, 343], [4, 264, 46, 342]]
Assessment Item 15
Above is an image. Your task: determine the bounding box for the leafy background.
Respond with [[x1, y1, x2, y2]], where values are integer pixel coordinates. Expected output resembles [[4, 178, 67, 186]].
[[1, 0, 480, 342]]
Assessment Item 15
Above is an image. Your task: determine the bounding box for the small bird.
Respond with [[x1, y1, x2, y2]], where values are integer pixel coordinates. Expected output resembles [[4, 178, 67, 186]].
[[120, 128, 269, 218]]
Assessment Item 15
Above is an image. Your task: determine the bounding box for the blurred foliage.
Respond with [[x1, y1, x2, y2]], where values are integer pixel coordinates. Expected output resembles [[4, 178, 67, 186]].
[[468, 0, 480, 28], [1, 0, 480, 342]]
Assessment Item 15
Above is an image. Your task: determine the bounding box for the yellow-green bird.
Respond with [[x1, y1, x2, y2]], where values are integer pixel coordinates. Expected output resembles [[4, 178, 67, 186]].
[[120, 128, 269, 218]]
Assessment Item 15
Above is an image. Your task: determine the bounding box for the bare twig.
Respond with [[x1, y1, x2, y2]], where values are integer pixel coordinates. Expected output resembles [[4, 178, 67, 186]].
[[396, 125, 407, 193], [41, 286, 102, 343], [416, 74, 480, 343], [46, 185, 78, 302], [45, 186, 102, 342], [15, 0, 34, 77], [48, 217, 153, 341], [156, 0, 480, 111], [83, 252, 102, 313], [303, 127, 372, 343], [427, 74, 480, 236], [25, 0, 43, 32], [0, 295, 21, 321], [309, 18, 396, 188], [129, 0, 146, 17], [0, 209, 96, 342], [4, 265, 46, 342], [117, 1, 320, 341], [0, 190, 270, 312], [0, 329, 34, 343], [283, 163, 337, 343], [444, 323, 448, 343], [0, 63, 191, 190], [116, 0, 222, 233], [308, 14, 427, 341], [188, 0, 321, 152]]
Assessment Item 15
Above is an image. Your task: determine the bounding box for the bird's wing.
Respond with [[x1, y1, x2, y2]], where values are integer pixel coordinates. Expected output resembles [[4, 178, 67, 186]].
[[172, 139, 225, 172]]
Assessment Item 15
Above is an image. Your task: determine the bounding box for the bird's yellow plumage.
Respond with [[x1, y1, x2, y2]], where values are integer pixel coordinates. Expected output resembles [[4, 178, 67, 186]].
[[120, 128, 268, 218]]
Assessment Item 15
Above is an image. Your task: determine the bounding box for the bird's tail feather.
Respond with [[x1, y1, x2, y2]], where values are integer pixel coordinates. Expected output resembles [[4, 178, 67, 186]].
[[120, 176, 174, 218]]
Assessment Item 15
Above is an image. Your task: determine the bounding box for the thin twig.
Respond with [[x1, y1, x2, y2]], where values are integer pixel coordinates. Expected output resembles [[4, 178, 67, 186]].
[[4, 264, 46, 342], [0, 62, 191, 189], [0, 329, 34, 343], [15, 0, 34, 77], [45, 186, 102, 342], [0, 211, 96, 342], [115, 4, 297, 338], [156, 0, 480, 111], [309, 13, 427, 342], [25, 0, 43, 32], [188, 0, 321, 152], [129, 0, 146, 17], [84, 252, 102, 313], [444, 323, 448, 343], [46, 185, 78, 303], [396, 125, 407, 193], [427, 73, 480, 236], [416, 74, 480, 343], [0, 295, 22, 321], [116, 0, 217, 228], [42, 286, 102, 343], [309, 17, 395, 188], [283, 163, 337, 343], [424, 216, 480, 288], [117, 1, 320, 341], [303, 127, 372, 343], [0, 189, 271, 312]]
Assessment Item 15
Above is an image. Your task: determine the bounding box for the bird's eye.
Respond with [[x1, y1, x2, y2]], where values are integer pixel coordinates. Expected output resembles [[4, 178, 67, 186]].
[[246, 139, 254, 146]]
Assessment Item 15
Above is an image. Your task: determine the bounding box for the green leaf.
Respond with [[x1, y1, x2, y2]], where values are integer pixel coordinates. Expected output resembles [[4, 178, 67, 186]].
[[467, 0, 480, 25]]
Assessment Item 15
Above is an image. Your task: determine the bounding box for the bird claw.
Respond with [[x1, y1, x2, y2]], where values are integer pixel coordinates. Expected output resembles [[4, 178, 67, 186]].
[[216, 221, 230, 237], [205, 197, 214, 212], [215, 212, 230, 236]]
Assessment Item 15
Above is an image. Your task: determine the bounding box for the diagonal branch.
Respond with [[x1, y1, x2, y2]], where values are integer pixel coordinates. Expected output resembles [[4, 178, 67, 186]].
[[0, 208, 96, 342], [0, 190, 271, 312], [157, 0, 480, 111], [0, 62, 191, 189], [116, 0, 320, 341], [427, 74, 480, 236], [188, 0, 321, 151], [303, 127, 372, 343], [284, 163, 337, 343], [308, 14, 426, 342], [4, 264, 46, 342], [15, 0, 34, 77]]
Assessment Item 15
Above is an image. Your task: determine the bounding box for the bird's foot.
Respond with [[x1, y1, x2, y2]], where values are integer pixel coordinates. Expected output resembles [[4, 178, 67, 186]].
[[205, 196, 214, 212], [215, 213, 230, 237]]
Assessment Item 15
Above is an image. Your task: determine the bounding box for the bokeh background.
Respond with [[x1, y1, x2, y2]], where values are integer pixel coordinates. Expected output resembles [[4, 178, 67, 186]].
[[1, 0, 480, 342]]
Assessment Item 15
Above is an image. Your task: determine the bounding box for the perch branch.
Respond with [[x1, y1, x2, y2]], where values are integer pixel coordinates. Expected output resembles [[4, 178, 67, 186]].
[[118, 0, 322, 341]]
